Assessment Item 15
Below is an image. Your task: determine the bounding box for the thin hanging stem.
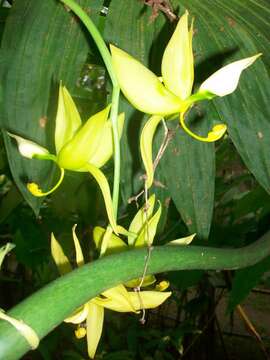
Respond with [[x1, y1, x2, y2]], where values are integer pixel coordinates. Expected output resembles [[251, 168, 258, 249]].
[[59, 0, 120, 217]]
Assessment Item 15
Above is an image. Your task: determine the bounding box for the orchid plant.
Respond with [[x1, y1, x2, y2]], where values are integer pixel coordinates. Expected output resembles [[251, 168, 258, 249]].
[[0, 0, 263, 358]]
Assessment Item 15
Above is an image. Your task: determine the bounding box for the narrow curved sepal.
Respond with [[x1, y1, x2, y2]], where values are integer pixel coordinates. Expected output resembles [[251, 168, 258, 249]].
[[135, 202, 162, 247], [0, 243, 15, 269], [51, 233, 72, 275], [110, 45, 183, 115], [55, 84, 82, 154], [86, 164, 118, 234], [140, 115, 163, 188], [168, 233, 196, 246], [72, 224, 84, 267], [162, 10, 194, 100], [86, 303, 104, 359], [199, 54, 262, 97], [93, 226, 127, 254], [128, 194, 156, 246], [57, 105, 110, 170]]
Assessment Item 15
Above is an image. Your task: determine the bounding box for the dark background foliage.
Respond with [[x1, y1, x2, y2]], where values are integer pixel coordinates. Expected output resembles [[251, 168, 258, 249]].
[[0, 0, 269, 358]]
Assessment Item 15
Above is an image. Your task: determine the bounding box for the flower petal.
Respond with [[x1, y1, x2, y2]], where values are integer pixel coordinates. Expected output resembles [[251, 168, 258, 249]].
[[110, 45, 183, 115], [0, 310, 39, 350], [55, 84, 82, 154], [8, 132, 49, 159], [86, 302, 104, 359], [72, 224, 84, 267], [168, 233, 196, 246], [57, 105, 110, 171], [135, 202, 162, 247], [86, 164, 118, 234], [128, 291, 171, 311], [162, 10, 194, 100], [87, 113, 125, 169], [140, 116, 163, 188], [93, 285, 136, 313], [199, 54, 262, 97], [51, 233, 72, 275], [0, 243, 15, 269], [64, 304, 89, 324], [93, 226, 127, 255], [125, 275, 156, 288], [128, 194, 156, 246]]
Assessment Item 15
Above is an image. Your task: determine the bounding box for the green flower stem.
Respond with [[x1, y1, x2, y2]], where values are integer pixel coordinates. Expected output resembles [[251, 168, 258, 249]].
[[110, 85, 121, 215], [60, 0, 117, 86], [60, 0, 120, 217], [1, 230, 270, 360]]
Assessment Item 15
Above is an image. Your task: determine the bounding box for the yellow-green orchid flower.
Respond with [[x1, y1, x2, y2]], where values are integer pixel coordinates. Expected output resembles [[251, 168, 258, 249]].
[[51, 224, 171, 359], [111, 10, 261, 126], [110, 11, 261, 187], [8, 84, 124, 233]]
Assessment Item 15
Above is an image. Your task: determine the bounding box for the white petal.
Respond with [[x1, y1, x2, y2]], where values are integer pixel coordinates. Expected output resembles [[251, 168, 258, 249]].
[[8, 133, 49, 159], [199, 54, 261, 97]]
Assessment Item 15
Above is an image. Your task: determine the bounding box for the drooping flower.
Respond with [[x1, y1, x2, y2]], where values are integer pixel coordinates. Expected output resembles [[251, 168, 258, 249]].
[[8, 84, 124, 233], [51, 224, 171, 359], [110, 11, 261, 186]]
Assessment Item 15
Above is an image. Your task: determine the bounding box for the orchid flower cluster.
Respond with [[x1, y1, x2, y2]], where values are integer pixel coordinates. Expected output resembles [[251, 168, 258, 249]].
[[6, 5, 261, 359], [51, 195, 195, 358], [111, 10, 260, 188]]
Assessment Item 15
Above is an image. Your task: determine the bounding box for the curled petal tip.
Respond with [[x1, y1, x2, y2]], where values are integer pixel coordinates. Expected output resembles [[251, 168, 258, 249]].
[[206, 124, 227, 142], [180, 113, 227, 142], [27, 168, 65, 197], [27, 182, 44, 197], [75, 327, 87, 339], [155, 280, 170, 292]]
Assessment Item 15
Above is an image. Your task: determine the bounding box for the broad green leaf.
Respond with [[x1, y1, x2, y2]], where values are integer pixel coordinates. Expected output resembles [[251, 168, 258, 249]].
[[179, 0, 270, 193], [161, 114, 215, 239], [228, 256, 270, 312]]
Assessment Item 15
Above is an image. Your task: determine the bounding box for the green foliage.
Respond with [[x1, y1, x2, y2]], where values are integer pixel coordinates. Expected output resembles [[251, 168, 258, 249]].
[[228, 256, 270, 312], [0, 0, 270, 359]]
